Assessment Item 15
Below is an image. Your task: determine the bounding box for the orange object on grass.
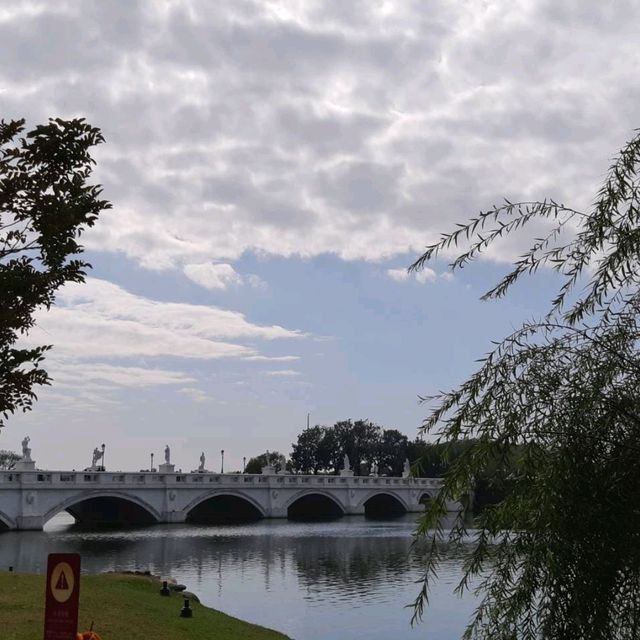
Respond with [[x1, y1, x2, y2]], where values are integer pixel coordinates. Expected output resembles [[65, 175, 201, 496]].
[[76, 632, 102, 640]]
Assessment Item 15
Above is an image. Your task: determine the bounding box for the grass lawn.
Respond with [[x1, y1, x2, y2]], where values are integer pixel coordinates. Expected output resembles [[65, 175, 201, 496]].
[[0, 571, 290, 640]]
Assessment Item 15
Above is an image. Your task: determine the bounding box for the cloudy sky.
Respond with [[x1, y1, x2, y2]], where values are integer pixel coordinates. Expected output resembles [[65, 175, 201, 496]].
[[1, 0, 638, 472]]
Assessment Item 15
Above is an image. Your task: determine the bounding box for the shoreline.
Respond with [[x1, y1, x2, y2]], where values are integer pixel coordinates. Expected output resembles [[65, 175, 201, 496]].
[[0, 570, 291, 639]]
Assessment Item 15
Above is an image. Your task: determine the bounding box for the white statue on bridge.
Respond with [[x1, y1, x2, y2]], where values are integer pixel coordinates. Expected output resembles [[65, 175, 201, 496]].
[[158, 444, 175, 472], [340, 453, 354, 477], [198, 452, 206, 472], [402, 458, 411, 478], [91, 446, 104, 468], [21, 436, 32, 462], [14, 436, 36, 470]]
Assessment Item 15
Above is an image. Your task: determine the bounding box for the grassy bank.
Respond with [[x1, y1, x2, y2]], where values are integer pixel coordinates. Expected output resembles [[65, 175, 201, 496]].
[[0, 571, 290, 640]]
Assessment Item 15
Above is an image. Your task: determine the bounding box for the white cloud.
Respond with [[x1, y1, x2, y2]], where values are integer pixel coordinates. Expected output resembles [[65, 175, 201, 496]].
[[48, 362, 197, 388], [17, 278, 306, 403], [245, 355, 300, 362], [183, 262, 266, 290], [387, 268, 410, 282], [183, 263, 243, 290], [244, 274, 268, 290], [177, 387, 210, 403], [387, 266, 445, 285], [28, 278, 305, 362], [2, 1, 637, 272], [32, 360, 198, 410], [415, 268, 437, 284], [263, 369, 301, 377]]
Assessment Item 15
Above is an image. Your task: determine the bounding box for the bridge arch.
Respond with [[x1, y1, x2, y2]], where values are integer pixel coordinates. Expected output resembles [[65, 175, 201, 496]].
[[358, 491, 409, 518], [184, 490, 266, 524], [43, 491, 161, 527], [286, 490, 345, 520], [0, 509, 15, 531], [418, 492, 433, 508]]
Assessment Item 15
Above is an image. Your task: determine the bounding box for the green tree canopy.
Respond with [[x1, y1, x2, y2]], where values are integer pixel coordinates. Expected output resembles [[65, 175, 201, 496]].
[[0, 449, 19, 470], [376, 428, 409, 476], [290, 425, 326, 474], [0, 118, 110, 429], [410, 130, 640, 640], [289, 419, 410, 476], [406, 438, 515, 515], [332, 419, 380, 474], [244, 451, 287, 474]]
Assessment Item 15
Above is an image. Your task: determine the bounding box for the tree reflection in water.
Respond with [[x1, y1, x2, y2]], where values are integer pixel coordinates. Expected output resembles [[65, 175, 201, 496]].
[[0, 514, 475, 640]]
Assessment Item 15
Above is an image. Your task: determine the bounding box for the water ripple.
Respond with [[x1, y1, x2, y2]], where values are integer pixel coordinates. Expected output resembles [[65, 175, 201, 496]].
[[1, 513, 476, 640]]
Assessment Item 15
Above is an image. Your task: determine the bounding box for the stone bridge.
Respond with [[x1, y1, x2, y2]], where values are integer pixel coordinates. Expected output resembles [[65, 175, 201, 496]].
[[0, 469, 456, 531]]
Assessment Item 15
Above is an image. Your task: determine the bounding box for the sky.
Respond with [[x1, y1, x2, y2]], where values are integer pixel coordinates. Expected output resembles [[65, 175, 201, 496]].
[[1, 0, 639, 473]]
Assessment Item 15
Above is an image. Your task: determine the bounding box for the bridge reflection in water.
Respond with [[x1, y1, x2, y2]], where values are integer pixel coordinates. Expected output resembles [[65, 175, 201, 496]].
[[0, 516, 474, 640]]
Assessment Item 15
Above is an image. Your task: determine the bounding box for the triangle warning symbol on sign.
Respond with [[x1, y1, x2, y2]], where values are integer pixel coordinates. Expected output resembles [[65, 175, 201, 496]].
[[55, 570, 69, 590]]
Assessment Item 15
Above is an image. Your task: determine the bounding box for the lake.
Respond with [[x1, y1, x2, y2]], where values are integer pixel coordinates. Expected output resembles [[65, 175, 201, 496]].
[[0, 514, 475, 640]]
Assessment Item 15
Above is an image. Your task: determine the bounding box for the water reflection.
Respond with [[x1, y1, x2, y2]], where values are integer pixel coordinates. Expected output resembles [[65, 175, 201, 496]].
[[0, 514, 474, 640]]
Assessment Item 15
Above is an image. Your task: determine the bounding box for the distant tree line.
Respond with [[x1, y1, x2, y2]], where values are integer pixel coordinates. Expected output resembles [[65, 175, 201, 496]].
[[244, 451, 287, 475], [242, 420, 516, 516], [408, 438, 519, 516], [243, 419, 409, 477], [289, 419, 409, 476]]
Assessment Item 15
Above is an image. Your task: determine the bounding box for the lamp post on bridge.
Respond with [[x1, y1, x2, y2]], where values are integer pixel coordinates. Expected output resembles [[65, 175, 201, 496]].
[[101, 443, 105, 471], [221, 449, 224, 474], [150, 452, 154, 471], [243, 456, 246, 473]]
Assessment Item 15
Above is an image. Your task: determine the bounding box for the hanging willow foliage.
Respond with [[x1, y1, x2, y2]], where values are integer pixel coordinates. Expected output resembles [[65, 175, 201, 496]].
[[410, 130, 640, 640]]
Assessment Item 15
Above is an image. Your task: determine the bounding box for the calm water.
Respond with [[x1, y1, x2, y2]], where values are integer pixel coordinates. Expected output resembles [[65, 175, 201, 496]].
[[0, 514, 474, 640]]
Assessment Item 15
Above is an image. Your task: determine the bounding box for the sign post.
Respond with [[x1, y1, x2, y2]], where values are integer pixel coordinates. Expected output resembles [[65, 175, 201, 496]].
[[44, 553, 81, 640]]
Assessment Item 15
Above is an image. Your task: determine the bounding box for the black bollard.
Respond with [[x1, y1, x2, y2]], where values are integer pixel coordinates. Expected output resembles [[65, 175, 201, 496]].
[[180, 597, 193, 618], [8, 566, 13, 572], [160, 580, 171, 597]]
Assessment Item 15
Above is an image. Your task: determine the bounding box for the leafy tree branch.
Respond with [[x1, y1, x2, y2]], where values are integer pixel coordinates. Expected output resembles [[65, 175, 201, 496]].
[[0, 118, 110, 429], [409, 129, 640, 639]]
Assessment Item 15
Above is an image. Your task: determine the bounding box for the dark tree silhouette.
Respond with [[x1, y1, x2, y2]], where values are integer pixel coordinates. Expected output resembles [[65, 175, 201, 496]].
[[245, 451, 287, 474], [0, 118, 110, 429], [410, 130, 640, 640], [0, 449, 19, 470]]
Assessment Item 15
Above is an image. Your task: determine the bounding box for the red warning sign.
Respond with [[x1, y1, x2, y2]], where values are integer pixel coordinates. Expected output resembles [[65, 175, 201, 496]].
[[44, 553, 81, 640]]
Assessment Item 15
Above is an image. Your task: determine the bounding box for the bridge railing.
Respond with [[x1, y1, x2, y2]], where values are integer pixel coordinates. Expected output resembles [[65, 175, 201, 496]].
[[0, 470, 443, 489]]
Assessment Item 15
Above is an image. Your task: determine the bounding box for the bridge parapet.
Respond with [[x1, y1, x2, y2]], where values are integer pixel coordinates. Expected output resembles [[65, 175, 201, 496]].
[[0, 470, 443, 490]]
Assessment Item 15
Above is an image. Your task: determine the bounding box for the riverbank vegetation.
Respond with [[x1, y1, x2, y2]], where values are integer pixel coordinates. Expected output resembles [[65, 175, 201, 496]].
[[0, 571, 289, 640], [411, 130, 640, 640], [249, 420, 511, 516]]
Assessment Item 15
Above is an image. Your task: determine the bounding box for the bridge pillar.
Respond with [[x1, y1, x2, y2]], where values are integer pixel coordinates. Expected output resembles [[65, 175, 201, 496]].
[[345, 505, 365, 516], [269, 506, 287, 518], [342, 488, 364, 515], [161, 510, 186, 524], [16, 515, 44, 531]]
